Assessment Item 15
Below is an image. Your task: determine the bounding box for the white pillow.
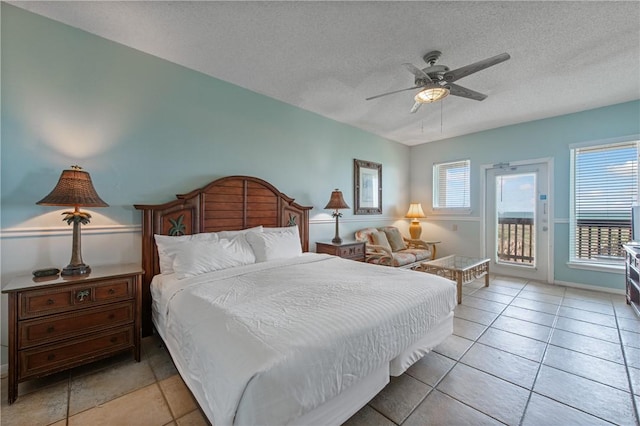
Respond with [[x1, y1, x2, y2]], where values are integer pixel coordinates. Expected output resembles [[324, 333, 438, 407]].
[[245, 226, 302, 262], [155, 232, 219, 274], [216, 226, 263, 239], [172, 236, 257, 279], [263, 225, 296, 233]]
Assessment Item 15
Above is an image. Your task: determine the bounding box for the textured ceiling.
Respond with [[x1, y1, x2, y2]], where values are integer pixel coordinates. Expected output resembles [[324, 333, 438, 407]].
[[9, 1, 640, 146]]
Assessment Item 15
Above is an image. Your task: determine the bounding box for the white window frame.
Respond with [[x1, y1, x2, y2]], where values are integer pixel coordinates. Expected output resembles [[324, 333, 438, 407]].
[[569, 136, 640, 271], [432, 159, 471, 213]]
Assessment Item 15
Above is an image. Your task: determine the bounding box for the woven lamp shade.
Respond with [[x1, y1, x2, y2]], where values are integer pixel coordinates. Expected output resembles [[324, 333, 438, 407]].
[[324, 189, 350, 210], [37, 167, 108, 207]]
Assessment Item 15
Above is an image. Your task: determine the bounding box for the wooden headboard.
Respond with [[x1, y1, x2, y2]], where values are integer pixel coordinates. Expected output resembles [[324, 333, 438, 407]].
[[134, 175, 312, 335]]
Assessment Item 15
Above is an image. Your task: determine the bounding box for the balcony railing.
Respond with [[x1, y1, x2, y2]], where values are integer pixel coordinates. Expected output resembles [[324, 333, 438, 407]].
[[497, 217, 631, 265], [497, 217, 534, 264], [575, 219, 631, 260]]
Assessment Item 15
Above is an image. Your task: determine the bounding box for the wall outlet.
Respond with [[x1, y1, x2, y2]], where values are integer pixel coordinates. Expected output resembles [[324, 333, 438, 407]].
[[452, 224, 458, 231]]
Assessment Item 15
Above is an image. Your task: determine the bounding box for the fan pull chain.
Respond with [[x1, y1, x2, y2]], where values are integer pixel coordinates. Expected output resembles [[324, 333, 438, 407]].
[[440, 99, 443, 133]]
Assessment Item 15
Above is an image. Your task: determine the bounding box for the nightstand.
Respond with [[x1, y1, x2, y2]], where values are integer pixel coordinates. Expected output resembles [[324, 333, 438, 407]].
[[2, 264, 143, 404], [316, 240, 366, 262]]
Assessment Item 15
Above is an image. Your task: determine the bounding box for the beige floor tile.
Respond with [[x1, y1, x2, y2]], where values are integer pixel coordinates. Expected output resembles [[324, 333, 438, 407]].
[[68, 352, 133, 379], [69, 358, 157, 415], [175, 409, 211, 426], [437, 363, 529, 425], [522, 393, 611, 426], [369, 374, 431, 424], [342, 405, 395, 426], [158, 374, 198, 419], [461, 342, 539, 389], [452, 317, 487, 341], [0, 380, 68, 426], [68, 383, 173, 426], [148, 346, 179, 381], [406, 351, 455, 387], [404, 389, 502, 426], [433, 334, 474, 360], [1, 370, 69, 398], [534, 365, 636, 424]]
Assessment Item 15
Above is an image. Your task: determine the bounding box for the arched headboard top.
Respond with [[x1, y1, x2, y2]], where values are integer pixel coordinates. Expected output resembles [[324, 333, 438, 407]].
[[134, 175, 312, 335]]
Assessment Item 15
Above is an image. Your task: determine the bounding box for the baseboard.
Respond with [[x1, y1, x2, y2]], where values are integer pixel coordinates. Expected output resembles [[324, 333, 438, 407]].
[[553, 279, 626, 296]]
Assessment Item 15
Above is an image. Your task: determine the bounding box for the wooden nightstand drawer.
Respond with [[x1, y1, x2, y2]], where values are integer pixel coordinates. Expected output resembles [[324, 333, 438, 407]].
[[94, 279, 133, 302], [21, 290, 73, 317], [19, 279, 134, 319], [338, 244, 365, 260], [316, 241, 366, 262], [19, 326, 134, 379], [19, 302, 134, 348]]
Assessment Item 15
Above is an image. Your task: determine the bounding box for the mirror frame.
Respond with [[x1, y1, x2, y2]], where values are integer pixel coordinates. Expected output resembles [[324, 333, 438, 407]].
[[354, 159, 382, 215]]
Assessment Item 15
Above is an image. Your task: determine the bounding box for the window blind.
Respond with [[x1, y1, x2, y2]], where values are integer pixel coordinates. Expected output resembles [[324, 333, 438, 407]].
[[571, 141, 639, 262], [433, 160, 470, 209]]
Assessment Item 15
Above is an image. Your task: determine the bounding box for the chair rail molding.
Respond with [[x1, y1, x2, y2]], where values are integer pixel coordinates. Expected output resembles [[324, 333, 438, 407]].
[[1, 224, 141, 239]]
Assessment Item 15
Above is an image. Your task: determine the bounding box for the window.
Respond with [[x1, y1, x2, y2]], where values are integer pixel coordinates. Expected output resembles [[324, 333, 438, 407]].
[[433, 160, 470, 210], [570, 140, 639, 266]]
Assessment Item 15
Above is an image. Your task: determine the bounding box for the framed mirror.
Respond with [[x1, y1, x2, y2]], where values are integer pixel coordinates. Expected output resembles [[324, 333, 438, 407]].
[[354, 159, 382, 215]]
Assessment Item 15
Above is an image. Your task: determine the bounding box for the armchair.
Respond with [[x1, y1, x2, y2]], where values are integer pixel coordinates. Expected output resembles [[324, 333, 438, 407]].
[[354, 226, 438, 269]]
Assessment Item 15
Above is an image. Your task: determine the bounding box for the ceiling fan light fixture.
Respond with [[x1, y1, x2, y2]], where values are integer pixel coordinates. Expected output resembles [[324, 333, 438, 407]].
[[414, 85, 450, 104]]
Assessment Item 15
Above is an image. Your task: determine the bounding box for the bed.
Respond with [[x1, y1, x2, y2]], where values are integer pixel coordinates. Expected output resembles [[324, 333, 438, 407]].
[[135, 176, 457, 425]]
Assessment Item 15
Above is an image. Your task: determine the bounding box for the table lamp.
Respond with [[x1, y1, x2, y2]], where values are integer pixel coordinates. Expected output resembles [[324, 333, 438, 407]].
[[37, 166, 108, 276], [324, 189, 350, 244], [405, 203, 426, 239]]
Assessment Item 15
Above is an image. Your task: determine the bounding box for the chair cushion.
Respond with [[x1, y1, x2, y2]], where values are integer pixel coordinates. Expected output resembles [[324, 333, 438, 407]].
[[379, 226, 407, 252], [371, 230, 392, 253], [391, 251, 418, 267], [355, 228, 379, 244], [403, 248, 432, 262]]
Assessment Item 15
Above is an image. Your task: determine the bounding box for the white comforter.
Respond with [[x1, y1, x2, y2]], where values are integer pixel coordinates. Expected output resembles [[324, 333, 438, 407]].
[[154, 253, 456, 425]]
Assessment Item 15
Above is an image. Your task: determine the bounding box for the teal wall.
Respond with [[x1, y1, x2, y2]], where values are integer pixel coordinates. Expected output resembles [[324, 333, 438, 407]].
[[1, 3, 409, 237], [410, 100, 640, 290]]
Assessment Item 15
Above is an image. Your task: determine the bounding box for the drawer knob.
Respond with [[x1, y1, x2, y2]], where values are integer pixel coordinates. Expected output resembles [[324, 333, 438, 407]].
[[47, 354, 55, 361], [46, 326, 55, 333], [108, 288, 115, 295], [46, 299, 54, 305], [76, 289, 90, 302]]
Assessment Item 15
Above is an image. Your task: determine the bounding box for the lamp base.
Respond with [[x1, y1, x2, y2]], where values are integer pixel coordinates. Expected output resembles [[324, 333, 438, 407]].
[[409, 220, 422, 240], [332, 237, 343, 244], [61, 264, 91, 276]]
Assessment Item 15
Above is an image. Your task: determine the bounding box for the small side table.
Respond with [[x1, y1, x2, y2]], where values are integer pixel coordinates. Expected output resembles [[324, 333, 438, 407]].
[[316, 240, 366, 262], [2, 264, 143, 404], [415, 255, 490, 304]]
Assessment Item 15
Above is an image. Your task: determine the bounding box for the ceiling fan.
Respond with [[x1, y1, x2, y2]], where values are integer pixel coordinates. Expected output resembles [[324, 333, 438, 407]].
[[366, 51, 510, 113]]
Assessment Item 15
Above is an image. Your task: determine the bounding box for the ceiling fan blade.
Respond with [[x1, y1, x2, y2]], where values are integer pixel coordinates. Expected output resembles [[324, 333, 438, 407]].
[[443, 53, 510, 83], [447, 83, 487, 101], [410, 102, 422, 114], [402, 63, 433, 83], [366, 85, 424, 101]]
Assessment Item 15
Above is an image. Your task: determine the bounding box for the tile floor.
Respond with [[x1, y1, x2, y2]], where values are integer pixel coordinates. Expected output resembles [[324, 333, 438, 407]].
[[1, 276, 639, 425]]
